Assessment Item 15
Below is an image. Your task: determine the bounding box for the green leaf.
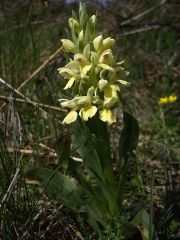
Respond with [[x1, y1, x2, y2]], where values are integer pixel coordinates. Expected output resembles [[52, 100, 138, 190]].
[[72, 118, 104, 179], [87, 116, 116, 190], [117, 104, 139, 207], [72, 10, 79, 22], [132, 209, 150, 228], [79, 2, 88, 30], [119, 107, 139, 171], [72, 118, 119, 217], [84, 22, 91, 46], [132, 208, 158, 240], [25, 167, 83, 211]]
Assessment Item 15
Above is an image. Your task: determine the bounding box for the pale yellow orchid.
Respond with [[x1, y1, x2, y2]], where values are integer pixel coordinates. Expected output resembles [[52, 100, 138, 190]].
[[98, 79, 119, 100], [73, 53, 92, 78], [78, 87, 97, 121], [60, 98, 79, 124], [61, 87, 98, 124], [99, 93, 119, 124], [58, 67, 77, 90], [59, 9, 130, 125]]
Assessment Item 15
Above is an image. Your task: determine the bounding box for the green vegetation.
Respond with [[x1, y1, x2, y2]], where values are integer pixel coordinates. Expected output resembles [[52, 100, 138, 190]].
[[0, 1, 179, 239]]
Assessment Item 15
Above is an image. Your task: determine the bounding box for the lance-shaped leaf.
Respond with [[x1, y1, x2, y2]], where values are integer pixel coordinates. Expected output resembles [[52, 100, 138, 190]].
[[25, 167, 83, 211], [117, 103, 139, 206], [86, 115, 116, 191], [72, 118, 104, 180], [119, 104, 139, 171]]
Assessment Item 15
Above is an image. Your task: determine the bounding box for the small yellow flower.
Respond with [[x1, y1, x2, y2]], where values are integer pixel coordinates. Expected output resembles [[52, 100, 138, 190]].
[[168, 95, 177, 103], [159, 95, 177, 105]]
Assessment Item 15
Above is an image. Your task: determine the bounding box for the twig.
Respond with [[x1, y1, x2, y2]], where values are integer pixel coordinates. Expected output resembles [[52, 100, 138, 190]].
[[167, 49, 180, 67], [0, 77, 48, 118], [6, 147, 82, 162], [120, 25, 160, 36], [120, 0, 167, 26], [6, 147, 57, 158], [0, 95, 66, 112]]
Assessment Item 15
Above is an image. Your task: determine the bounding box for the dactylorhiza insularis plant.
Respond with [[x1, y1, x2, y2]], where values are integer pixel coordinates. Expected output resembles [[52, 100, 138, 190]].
[[58, 7, 130, 125]]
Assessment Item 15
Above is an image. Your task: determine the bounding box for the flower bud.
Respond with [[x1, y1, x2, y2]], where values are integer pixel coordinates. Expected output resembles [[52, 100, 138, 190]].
[[93, 35, 103, 52], [68, 18, 80, 33], [103, 37, 115, 50], [61, 39, 76, 53]]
